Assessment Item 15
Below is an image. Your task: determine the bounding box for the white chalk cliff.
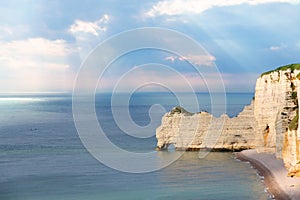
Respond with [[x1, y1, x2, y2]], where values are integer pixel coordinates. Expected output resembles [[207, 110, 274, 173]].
[[156, 64, 300, 177]]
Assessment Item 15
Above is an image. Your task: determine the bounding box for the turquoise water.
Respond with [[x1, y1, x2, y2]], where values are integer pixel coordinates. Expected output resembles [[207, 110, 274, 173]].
[[0, 93, 269, 199]]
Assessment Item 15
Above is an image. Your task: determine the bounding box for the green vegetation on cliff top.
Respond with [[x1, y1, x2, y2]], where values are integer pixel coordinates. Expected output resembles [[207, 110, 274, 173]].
[[170, 106, 193, 116], [261, 63, 300, 77]]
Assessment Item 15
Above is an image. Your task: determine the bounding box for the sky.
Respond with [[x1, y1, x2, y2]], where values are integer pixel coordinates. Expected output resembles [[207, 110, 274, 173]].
[[0, 0, 300, 93]]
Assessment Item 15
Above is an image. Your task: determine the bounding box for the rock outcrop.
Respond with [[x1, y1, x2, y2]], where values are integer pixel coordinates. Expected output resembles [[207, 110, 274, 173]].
[[156, 64, 300, 177], [156, 103, 262, 151]]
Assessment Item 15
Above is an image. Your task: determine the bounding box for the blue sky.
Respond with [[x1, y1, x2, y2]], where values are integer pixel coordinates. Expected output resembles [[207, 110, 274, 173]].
[[0, 0, 300, 93]]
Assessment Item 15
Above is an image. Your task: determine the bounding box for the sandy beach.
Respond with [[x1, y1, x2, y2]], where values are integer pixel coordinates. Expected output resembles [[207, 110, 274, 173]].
[[236, 149, 300, 200]]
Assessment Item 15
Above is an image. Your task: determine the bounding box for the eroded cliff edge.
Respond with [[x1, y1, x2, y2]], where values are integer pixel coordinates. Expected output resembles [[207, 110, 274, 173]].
[[156, 64, 300, 177]]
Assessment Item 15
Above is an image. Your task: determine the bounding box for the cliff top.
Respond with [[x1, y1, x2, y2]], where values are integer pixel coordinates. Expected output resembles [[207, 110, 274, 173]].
[[260, 63, 300, 77], [169, 106, 193, 116]]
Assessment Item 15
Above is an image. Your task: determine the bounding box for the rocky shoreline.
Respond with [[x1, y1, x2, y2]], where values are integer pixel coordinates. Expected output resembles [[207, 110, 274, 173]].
[[160, 147, 253, 152], [236, 149, 300, 200]]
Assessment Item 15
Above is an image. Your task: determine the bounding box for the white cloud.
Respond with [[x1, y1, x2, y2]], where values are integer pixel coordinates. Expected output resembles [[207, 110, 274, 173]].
[[0, 38, 76, 92], [269, 43, 287, 51], [0, 38, 72, 69], [165, 55, 177, 62], [165, 54, 216, 66], [69, 14, 110, 37], [269, 46, 280, 51], [69, 14, 111, 60], [146, 0, 300, 17]]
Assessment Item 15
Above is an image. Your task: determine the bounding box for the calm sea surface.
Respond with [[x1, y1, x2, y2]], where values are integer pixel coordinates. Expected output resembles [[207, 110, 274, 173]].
[[0, 93, 270, 200]]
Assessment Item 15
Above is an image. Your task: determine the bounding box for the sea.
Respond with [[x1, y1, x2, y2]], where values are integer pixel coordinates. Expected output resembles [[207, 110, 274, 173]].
[[0, 92, 271, 200]]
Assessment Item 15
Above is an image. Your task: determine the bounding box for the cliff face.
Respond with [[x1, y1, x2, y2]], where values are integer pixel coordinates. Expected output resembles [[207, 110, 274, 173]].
[[254, 69, 298, 154], [156, 64, 300, 177], [255, 68, 300, 177], [283, 129, 300, 177], [156, 102, 262, 151]]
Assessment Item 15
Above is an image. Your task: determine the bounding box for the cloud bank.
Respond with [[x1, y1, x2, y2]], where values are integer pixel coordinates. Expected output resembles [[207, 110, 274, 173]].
[[146, 0, 300, 17], [0, 37, 75, 92], [165, 54, 216, 66], [69, 14, 110, 36]]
